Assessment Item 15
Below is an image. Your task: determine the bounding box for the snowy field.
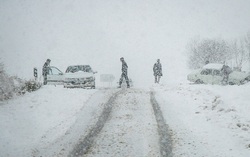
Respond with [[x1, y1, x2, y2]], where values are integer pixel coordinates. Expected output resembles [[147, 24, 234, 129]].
[[154, 82, 250, 157], [0, 82, 250, 157]]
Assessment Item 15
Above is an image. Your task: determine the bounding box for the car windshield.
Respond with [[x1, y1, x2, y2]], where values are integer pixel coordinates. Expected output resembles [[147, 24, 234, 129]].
[[213, 70, 221, 76], [201, 69, 212, 75], [65, 65, 92, 73]]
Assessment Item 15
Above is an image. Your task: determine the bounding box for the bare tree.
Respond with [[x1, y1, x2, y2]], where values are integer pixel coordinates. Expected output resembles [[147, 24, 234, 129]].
[[187, 38, 230, 69], [245, 31, 250, 69], [228, 39, 248, 71]]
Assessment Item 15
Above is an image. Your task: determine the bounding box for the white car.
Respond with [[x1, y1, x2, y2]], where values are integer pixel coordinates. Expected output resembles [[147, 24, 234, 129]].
[[187, 63, 250, 85], [63, 65, 97, 88]]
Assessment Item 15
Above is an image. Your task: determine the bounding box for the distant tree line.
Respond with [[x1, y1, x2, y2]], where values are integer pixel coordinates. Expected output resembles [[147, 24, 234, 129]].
[[187, 31, 250, 71]]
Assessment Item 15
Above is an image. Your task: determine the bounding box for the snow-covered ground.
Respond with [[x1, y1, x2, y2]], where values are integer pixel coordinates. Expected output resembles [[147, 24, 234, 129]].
[[0, 82, 250, 157], [0, 86, 119, 157], [1, 0, 250, 156], [154, 82, 250, 157]]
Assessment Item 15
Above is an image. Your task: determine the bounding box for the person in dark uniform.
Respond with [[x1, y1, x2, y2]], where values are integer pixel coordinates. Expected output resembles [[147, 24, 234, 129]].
[[153, 59, 163, 83], [42, 59, 51, 85], [221, 65, 232, 85], [118, 57, 130, 88]]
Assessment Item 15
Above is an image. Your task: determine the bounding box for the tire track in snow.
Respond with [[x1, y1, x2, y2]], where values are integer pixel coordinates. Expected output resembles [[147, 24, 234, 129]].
[[68, 89, 172, 157], [83, 89, 161, 157], [68, 90, 124, 157], [150, 91, 173, 157]]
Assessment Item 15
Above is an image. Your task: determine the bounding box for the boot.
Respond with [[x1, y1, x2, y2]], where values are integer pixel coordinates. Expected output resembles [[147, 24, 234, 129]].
[[126, 81, 130, 88]]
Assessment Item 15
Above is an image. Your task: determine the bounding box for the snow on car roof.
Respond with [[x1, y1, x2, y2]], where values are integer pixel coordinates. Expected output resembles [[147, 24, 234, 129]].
[[203, 63, 224, 70], [65, 65, 92, 73]]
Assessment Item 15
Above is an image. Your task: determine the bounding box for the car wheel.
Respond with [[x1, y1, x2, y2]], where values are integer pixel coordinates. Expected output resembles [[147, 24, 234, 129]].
[[92, 82, 95, 89], [195, 79, 204, 84]]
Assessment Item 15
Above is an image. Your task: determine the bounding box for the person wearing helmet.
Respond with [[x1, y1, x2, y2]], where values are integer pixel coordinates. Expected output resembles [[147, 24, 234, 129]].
[[153, 59, 162, 83], [118, 57, 130, 88], [42, 59, 51, 85]]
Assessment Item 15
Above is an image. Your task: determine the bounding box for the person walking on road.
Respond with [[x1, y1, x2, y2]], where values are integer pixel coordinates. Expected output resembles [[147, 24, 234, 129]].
[[118, 57, 130, 88], [42, 59, 51, 85], [153, 59, 162, 83]]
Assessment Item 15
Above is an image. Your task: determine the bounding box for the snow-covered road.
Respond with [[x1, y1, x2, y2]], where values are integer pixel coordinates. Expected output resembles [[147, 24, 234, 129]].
[[0, 86, 172, 157], [1, 83, 250, 157], [0, 86, 121, 156], [82, 89, 162, 157]]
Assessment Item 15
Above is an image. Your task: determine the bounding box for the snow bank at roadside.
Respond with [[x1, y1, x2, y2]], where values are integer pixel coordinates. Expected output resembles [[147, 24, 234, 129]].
[[0, 85, 98, 157], [153, 82, 250, 157]]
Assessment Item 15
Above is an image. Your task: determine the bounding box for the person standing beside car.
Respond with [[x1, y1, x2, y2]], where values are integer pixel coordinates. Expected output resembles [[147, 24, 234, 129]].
[[221, 65, 232, 85], [118, 57, 130, 88], [42, 59, 51, 85], [153, 59, 163, 83]]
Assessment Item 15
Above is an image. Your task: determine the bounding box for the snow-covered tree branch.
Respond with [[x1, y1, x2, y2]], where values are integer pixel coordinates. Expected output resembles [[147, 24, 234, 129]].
[[245, 32, 250, 69], [0, 60, 42, 101], [187, 38, 230, 69], [187, 32, 250, 71], [0, 61, 15, 100], [227, 39, 248, 71]]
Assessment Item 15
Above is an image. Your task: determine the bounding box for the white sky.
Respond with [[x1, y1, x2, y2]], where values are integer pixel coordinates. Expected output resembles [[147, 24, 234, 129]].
[[0, 0, 250, 85]]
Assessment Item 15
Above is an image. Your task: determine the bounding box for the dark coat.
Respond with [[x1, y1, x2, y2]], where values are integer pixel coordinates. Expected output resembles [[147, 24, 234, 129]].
[[121, 61, 128, 74], [42, 62, 50, 76], [153, 62, 162, 76]]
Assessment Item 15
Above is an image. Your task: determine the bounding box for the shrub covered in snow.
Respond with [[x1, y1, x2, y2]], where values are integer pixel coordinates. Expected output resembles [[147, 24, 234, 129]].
[[0, 62, 41, 101], [23, 80, 42, 93], [0, 62, 14, 100]]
